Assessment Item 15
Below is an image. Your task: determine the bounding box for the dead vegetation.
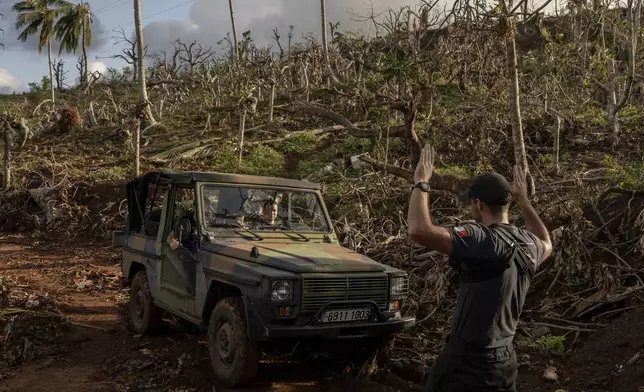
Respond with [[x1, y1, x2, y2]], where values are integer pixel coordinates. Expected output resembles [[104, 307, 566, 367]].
[[0, 276, 67, 373]]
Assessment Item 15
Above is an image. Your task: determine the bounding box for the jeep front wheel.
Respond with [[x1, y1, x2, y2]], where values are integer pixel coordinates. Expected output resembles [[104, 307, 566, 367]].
[[208, 297, 259, 388], [128, 270, 163, 334]]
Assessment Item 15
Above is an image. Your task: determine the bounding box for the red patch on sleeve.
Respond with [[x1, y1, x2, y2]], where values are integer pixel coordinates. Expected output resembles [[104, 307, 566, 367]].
[[454, 226, 468, 238]]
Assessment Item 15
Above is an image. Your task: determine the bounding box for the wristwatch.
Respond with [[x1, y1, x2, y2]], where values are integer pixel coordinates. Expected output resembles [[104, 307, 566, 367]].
[[412, 182, 430, 192]]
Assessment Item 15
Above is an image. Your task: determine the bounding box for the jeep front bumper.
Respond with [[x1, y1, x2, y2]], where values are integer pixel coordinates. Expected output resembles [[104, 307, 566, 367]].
[[262, 316, 416, 340]]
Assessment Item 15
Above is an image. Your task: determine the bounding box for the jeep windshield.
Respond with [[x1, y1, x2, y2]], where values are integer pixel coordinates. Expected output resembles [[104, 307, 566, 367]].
[[201, 185, 331, 234]]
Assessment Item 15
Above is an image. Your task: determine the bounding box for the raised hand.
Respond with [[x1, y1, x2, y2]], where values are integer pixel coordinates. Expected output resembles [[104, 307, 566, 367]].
[[414, 144, 436, 183], [509, 165, 529, 204]]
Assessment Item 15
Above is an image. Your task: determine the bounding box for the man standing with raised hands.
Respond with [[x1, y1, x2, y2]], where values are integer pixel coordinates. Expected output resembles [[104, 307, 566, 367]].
[[407, 144, 552, 392]]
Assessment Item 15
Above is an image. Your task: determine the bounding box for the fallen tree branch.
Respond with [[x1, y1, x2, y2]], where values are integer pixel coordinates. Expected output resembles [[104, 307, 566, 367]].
[[246, 125, 349, 146], [542, 315, 607, 328], [530, 321, 596, 333], [359, 155, 471, 193], [294, 101, 406, 138]]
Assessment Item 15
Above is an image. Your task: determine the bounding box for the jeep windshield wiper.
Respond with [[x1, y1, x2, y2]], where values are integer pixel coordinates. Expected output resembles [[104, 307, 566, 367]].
[[274, 222, 309, 241], [211, 215, 264, 240]]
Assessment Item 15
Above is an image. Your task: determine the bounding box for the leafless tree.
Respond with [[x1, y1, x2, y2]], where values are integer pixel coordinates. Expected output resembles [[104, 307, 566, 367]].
[[320, 0, 339, 84], [228, 0, 239, 61], [173, 39, 214, 72], [53, 58, 69, 90], [134, 0, 156, 126], [106, 27, 146, 82], [76, 55, 85, 85]]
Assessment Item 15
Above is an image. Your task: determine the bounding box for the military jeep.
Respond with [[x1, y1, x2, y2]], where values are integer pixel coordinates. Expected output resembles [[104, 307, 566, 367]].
[[112, 170, 415, 388]]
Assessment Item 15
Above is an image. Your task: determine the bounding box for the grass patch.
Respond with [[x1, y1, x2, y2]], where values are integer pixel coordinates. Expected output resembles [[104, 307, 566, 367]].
[[529, 334, 566, 356], [343, 136, 374, 155], [88, 167, 128, 182], [436, 165, 471, 178], [280, 131, 320, 154], [208, 145, 286, 177]]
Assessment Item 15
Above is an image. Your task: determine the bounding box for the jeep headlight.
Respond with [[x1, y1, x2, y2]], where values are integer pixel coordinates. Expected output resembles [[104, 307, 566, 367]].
[[271, 280, 293, 301], [389, 276, 408, 299]]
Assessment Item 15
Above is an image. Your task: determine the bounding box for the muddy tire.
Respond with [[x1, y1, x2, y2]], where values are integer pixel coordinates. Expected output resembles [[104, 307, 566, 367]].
[[128, 270, 163, 334], [208, 297, 259, 388]]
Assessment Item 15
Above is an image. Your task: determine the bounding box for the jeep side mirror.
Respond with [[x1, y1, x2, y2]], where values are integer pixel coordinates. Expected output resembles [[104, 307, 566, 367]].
[[173, 218, 192, 241]]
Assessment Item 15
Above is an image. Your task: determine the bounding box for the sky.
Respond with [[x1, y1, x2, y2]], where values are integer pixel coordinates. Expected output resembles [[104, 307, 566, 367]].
[[0, 0, 559, 93]]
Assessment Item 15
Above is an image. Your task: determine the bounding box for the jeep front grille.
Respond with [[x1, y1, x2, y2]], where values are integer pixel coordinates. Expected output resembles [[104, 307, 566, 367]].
[[301, 275, 389, 313]]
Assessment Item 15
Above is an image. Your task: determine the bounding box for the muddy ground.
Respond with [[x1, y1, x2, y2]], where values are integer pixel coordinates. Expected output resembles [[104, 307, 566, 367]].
[[1, 233, 644, 392], [0, 234, 421, 392]]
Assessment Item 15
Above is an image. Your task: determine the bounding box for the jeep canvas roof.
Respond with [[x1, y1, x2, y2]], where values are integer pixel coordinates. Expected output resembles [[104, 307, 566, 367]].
[[128, 170, 321, 190]]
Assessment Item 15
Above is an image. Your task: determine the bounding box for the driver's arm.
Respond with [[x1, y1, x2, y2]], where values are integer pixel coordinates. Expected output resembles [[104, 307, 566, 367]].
[[166, 232, 180, 250]]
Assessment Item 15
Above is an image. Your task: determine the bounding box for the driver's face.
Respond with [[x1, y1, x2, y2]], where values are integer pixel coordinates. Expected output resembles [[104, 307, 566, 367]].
[[263, 203, 278, 224]]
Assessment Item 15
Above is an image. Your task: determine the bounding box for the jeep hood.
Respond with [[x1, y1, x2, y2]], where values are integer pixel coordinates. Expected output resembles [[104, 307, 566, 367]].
[[203, 242, 386, 273]]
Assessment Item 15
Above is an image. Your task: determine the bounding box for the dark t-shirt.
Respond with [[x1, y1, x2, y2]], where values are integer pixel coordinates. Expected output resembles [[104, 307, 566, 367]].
[[446, 222, 547, 348], [180, 217, 200, 253]]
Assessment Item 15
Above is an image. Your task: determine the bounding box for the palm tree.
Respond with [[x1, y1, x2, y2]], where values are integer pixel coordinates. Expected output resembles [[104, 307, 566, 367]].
[[54, 1, 92, 85], [12, 0, 72, 104]]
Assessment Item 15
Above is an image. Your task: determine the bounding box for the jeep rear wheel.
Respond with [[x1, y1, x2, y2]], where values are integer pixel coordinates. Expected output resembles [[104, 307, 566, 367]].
[[208, 297, 259, 388], [128, 270, 163, 334]]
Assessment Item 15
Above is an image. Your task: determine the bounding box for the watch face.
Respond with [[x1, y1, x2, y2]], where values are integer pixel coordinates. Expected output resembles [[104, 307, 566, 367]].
[[415, 182, 430, 191]]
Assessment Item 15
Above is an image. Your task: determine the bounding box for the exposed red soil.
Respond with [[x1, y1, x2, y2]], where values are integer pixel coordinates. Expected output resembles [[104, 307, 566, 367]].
[[0, 234, 418, 392]]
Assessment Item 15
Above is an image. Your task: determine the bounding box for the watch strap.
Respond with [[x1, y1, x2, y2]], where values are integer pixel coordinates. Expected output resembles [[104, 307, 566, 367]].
[[412, 182, 430, 192]]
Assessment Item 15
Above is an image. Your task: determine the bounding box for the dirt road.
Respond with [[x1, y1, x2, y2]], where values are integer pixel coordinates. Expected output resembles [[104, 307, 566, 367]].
[[0, 235, 419, 392]]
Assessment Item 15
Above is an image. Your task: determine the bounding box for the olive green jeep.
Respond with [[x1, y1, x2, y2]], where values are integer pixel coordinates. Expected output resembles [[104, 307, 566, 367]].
[[112, 170, 415, 388]]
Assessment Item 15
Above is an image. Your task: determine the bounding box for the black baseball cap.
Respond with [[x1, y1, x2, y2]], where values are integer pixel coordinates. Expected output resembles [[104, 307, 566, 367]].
[[459, 172, 511, 205]]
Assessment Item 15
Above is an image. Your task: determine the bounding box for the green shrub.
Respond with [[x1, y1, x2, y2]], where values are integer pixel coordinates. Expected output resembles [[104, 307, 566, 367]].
[[529, 334, 566, 356]]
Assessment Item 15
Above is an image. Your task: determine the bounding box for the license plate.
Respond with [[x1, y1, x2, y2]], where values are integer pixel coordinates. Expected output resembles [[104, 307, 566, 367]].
[[321, 308, 371, 323]]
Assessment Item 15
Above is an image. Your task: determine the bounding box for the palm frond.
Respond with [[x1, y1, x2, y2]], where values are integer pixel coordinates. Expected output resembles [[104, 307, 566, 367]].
[[37, 19, 54, 52], [54, 3, 92, 55], [13, 0, 70, 54], [16, 20, 41, 42], [11, 2, 37, 13]]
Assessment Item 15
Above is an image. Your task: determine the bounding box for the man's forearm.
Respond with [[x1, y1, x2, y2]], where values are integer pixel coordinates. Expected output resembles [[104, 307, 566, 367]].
[[407, 188, 432, 232], [407, 189, 453, 255], [517, 199, 550, 244]]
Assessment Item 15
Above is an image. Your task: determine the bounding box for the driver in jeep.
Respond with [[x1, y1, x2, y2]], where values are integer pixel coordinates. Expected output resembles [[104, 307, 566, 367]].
[[167, 203, 199, 253], [256, 196, 281, 227]]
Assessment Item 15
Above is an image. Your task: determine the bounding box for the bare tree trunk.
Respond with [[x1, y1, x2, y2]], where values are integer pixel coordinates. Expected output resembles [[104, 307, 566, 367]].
[[506, 26, 535, 194], [301, 60, 310, 102], [48, 40, 55, 104], [268, 83, 275, 122], [216, 82, 221, 107], [237, 108, 247, 164], [606, 59, 619, 136], [82, 29, 89, 85], [134, 0, 157, 126], [3, 126, 11, 190], [133, 118, 141, 176], [228, 0, 239, 61], [606, 0, 641, 143], [87, 101, 98, 127], [320, 0, 339, 84], [553, 115, 560, 175]]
